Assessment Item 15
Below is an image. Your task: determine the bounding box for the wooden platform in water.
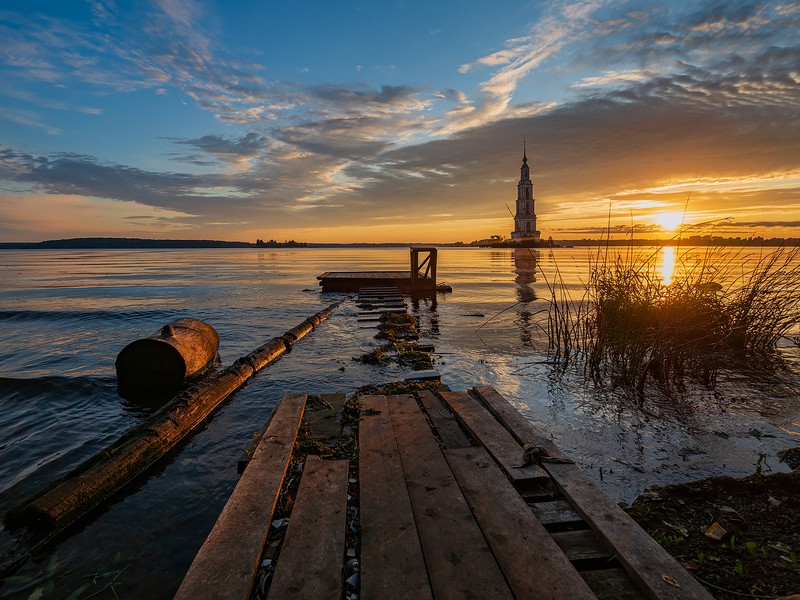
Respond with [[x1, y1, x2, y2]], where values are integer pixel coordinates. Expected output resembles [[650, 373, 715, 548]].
[[317, 270, 436, 292], [175, 385, 713, 600], [318, 246, 439, 293]]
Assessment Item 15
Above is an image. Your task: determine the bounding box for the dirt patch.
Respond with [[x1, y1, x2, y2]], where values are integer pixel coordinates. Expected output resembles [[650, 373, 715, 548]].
[[626, 466, 800, 599]]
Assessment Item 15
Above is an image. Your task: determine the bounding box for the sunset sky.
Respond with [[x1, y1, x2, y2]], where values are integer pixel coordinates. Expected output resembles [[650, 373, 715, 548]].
[[1, 1, 798, 243]]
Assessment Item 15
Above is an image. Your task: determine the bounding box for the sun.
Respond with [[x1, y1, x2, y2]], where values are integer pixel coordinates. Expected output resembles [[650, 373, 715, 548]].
[[652, 211, 685, 232]]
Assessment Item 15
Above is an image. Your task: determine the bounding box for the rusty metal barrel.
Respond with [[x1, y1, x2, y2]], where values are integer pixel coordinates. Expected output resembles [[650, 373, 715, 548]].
[[115, 318, 220, 399]]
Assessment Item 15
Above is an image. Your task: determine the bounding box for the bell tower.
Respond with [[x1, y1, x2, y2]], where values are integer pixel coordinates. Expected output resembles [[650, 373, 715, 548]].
[[511, 140, 540, 241]]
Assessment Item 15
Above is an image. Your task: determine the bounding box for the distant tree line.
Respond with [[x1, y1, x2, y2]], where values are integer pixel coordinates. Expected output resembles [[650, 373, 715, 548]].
[[565, 236, 800, 247], [255, 239, 308, 247], [0, 237, 308, 249]]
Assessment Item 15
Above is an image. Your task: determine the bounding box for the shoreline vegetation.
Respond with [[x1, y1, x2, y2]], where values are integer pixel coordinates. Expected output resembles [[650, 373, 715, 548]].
[[1, 235, 799, 249], [545, 243, 800, 404]]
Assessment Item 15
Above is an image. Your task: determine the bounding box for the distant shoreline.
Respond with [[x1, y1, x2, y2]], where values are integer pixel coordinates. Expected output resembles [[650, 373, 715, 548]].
[[0, 236, 797, 249]]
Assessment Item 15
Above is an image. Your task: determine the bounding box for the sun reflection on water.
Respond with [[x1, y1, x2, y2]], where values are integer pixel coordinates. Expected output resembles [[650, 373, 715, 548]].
[[659, 246, 676, 285]]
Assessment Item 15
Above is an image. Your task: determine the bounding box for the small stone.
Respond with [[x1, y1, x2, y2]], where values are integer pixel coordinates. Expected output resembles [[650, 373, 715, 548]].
[[768, 495, 782, 507]]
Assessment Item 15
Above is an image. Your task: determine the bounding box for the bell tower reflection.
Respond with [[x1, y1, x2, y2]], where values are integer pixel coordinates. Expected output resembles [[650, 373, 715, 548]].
[[513, 249, 538, 346]]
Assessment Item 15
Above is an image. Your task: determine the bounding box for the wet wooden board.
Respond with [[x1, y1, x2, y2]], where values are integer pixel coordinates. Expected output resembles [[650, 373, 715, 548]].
[[386, 394, 514, 600], [552, 530, 613, 561], [445, 447, 597, 599], [439, 390, 548, 483], [530, 499, 585, 527], [472, 385, 714, 600], [268, 456, 349, 600], [581, 569, 649, 600], [417, 390, 472, 449], [359, 395, 432, 600], [174, 394, 306, 600]]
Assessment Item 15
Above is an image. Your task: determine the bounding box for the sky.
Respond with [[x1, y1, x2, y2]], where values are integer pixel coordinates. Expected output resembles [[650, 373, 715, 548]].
[[0, 0, 798, 243]]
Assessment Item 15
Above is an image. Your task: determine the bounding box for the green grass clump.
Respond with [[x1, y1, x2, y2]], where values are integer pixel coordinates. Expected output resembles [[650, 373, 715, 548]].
[[547, 243, 800, 403]]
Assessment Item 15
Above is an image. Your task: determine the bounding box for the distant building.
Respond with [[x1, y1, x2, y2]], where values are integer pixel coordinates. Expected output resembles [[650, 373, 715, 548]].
[[510, 142, 540, 241]]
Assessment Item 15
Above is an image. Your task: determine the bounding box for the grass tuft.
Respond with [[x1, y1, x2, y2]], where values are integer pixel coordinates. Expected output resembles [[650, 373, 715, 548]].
[[544, 242, 800, 404]]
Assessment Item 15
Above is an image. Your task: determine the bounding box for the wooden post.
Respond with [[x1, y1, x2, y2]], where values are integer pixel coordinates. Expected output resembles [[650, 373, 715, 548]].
[[410, 247, 437, 289]]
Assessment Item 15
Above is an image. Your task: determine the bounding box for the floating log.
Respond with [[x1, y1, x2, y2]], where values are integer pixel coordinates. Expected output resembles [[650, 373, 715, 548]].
[[8, 302, 340, 531], [115, 318, 219, 399]]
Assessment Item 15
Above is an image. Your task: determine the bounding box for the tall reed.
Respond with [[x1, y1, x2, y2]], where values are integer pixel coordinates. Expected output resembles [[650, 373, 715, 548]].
[[545, 243, 800, 404]]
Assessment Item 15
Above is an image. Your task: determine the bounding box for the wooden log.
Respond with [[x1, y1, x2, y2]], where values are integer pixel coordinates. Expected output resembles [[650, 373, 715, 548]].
[[386, 394, 513, 600], [472, 386, 714, 600], [358, 395, 432, 600], [445, 446, 597, 599], [115, 317, 220, 398], [11, 304, 339, 531], [267, 456, 349, 600], [175, 394, 306, 600]]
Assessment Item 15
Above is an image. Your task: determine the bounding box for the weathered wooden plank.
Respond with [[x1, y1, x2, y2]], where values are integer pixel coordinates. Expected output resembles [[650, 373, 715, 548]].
[[417, 390, 472, 449], [530, 499, 585, 527], [439, 391, 547, 483], [175, 394, 306, 600], [472, 385, 565, 457], [552, 530, 613, 561], [267, 456, 349, 600], [581, 569, 648, 600], [472, 386, 714, 600], [358, 395, 432, 600], [445, 447, 597, 599], [386, 394, 513, 600], [402, 370, 439, 381]]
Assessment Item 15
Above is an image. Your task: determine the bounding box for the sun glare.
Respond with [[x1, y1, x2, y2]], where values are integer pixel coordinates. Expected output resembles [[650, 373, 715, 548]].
[[659, 246, 676, 286], [652, 211, 685, 232]]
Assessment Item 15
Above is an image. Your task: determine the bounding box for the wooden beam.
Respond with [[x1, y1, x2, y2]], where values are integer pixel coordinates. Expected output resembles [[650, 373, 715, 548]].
[[175, 394, 306, 600], [439, 391, 548, 483], [268, 456, 349, 600], [445, 447, 597, 599], [472, 386, 714, 600], [417, 390, 471, 449], [358, 395, 432, 600], [387, 394, 513, 600]]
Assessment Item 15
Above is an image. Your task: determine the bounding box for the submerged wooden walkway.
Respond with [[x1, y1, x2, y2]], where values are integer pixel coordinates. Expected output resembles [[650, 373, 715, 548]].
[[175, 385, 712, 600]]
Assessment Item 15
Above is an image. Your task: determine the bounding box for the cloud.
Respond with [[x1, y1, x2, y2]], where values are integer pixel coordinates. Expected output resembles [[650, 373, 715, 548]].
[[171, 133, 266, 167]]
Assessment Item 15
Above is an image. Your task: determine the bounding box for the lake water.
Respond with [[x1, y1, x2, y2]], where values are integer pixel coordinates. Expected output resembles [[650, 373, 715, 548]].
[[0, 246, 798, 598]]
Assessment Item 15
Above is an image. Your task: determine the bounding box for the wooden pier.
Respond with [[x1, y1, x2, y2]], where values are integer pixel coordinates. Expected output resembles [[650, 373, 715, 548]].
[[175, 384, 712, 600], [318, 246, 438, 293]]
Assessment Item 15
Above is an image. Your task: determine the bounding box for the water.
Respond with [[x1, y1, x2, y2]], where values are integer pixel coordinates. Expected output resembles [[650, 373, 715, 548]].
[[0, 247, 797, 598]]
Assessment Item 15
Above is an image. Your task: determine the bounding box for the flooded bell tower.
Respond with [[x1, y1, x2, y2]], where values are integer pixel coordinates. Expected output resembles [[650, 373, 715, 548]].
[[511, 141, 540, 241]]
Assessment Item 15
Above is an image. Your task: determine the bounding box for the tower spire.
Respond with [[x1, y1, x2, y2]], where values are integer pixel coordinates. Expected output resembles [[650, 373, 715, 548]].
[[523, 138, 527, 162]]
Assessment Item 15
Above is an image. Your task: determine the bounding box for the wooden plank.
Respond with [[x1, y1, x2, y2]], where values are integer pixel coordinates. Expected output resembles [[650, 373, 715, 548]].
[[552, 530, 613, 561], [472, 386, 714, 600], [439, 391, 547, 483], [386, 394, 513, 600], [417, 390, 472, 449], [358, 395, 432, 600], [402, 370, 439, 381], [581, 570, 648, 600], [268, 456, 349, 600], [445, 447, 597, 599], [175, 394, 306, 600], [530, 499, 585, 527], [472, 385, 565, 457]]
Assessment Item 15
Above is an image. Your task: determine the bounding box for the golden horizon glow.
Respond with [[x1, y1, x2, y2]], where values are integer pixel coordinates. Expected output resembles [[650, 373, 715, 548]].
[[652, 212, 686, 232]]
